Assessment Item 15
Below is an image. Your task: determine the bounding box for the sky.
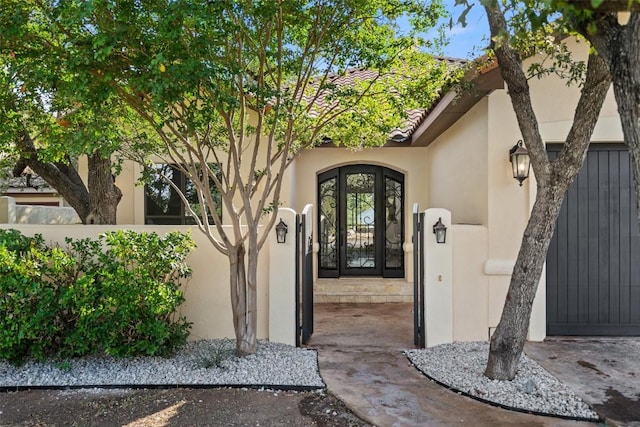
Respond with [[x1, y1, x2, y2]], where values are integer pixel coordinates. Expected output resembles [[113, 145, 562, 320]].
[[434, 0, 490, 59]]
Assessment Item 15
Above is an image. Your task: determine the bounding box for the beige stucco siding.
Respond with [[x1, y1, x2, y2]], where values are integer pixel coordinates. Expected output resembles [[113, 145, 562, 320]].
[[291, 145, 429, 213], [451, 225, 489, 341], [425, 97, 489, 226], [114, 159, 137, 224], [523, 37, 621, 144], [486, 90, 529, 261], [485, 34, 624, 264], [526, 38, 589, 123]]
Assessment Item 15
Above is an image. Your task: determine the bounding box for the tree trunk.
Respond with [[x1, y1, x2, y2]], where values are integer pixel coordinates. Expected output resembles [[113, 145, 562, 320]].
[[483, 2, 612, 380], [14, 130, 122, 225], [592, 14, 640, 225], [574, 12, 640, 227], [229, 242, 258, 356], [484, 54, 611, 380], [485, 187, 565, 379], [244, 232, 259, 354], [15, 130, 91, 222], [85, 152, 122, 225]]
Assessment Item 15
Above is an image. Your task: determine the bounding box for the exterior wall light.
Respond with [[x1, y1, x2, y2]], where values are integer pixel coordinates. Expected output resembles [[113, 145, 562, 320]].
[[275, 218, 288, 244], [433, 217, 447, 244], [509, 140, 530, 186]]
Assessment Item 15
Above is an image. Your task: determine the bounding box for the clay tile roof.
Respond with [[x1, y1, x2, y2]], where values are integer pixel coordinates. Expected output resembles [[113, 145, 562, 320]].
[[388, 108, 430, 142], [305, 68, 380, 112], [310, 57, 468, 144], [1, 167, 56, 193]]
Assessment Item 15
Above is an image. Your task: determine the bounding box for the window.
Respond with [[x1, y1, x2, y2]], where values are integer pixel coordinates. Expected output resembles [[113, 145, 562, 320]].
[[144, 164, 222, 225]]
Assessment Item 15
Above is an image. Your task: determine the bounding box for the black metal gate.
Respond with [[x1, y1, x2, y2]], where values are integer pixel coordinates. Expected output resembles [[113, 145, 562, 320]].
[[296, 206, 314, 346], [413, 203, 425, 348]]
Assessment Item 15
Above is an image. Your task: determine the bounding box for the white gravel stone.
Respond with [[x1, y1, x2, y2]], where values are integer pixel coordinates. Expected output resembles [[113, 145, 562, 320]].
[[0, 340, 324, 389], [405, 341, 599, 420]]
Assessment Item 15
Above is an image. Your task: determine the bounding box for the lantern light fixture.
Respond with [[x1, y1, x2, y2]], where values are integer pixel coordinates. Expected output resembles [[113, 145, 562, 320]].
[[433, 217, 447, 244], [275, 218, 288, 244], [509, 140, 531, 186]]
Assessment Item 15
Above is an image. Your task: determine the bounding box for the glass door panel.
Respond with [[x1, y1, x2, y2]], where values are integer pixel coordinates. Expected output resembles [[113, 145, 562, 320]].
[[319, 175, 338, 273], [345, 172, 376, 270], [384, 175, 403, 272]]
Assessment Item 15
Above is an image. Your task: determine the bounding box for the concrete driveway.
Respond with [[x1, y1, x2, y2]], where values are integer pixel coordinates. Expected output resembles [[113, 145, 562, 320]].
[[525, 337, 640, 427]]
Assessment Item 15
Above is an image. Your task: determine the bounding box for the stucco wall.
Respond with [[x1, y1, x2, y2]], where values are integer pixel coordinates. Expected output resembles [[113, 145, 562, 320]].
[[0, 224, 270, 342], [486, 35, 623, 263], [0, 197, 80, 224], [1, 194, 64, 206], [451, 224, 490, 341], [292, 145, 429, 211], [114, 159, 138, 225], [527, 38, 619, 130], [425, 98, 489, 225]]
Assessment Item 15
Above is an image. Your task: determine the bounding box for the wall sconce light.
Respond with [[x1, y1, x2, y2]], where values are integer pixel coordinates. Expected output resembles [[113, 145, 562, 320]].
[[275, 218, 288, 244], [433, 217, 447, 244], [509, 140, 530, 186]]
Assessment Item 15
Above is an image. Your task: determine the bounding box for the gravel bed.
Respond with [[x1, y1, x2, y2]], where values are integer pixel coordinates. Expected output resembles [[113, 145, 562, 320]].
[[406, 341, 599, 420], [0, 340, 324, 389]]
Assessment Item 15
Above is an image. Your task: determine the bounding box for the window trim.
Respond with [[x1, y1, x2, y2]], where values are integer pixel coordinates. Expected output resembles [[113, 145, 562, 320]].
[[144, 163, 222, 225]]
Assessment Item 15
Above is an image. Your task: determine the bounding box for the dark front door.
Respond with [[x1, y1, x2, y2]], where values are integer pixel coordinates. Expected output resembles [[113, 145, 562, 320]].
[[547, 144, 640, 336], [318, 165, 404, 278]]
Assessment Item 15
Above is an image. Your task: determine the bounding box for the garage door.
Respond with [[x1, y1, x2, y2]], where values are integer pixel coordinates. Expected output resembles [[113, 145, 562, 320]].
[[546, 144, 640, 335]]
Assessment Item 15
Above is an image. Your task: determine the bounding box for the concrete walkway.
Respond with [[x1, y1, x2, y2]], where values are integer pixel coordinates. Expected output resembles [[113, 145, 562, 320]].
[[306, 303, 598, 427], [526, 338, 640, 427]]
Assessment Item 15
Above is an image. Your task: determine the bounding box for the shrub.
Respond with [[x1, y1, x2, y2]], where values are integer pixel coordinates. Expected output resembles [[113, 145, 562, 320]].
[[0, 243, 57, 363], [0, 229, 194, 364], [0, 228, 45, 252]]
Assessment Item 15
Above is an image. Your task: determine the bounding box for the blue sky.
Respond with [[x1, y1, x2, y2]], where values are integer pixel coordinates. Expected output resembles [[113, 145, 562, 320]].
[[440, 0, 489, 59]]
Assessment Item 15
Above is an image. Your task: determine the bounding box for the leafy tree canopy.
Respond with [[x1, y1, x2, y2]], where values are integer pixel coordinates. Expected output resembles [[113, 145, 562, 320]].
[[3, 0, 458, 354]]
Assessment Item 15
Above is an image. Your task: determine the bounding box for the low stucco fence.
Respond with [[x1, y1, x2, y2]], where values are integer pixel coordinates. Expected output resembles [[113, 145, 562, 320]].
[[0, 224, 272, 342], [0, 196, 80, 224], [0, 205, 544, 347]]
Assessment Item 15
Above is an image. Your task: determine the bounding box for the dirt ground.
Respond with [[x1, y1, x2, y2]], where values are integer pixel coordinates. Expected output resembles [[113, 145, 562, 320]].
[[0, 387, 371, 427]]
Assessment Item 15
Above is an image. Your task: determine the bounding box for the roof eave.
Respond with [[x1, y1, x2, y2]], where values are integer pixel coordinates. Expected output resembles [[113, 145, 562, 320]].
[[410, 64, 504, 147], [4, 187, 58, 195]]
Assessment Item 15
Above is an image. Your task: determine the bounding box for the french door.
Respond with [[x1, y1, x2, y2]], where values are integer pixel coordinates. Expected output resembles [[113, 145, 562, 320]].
[[318, 165, 404, 278]]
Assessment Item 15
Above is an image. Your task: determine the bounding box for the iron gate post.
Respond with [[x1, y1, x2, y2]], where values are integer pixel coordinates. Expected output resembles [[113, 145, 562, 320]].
[[295, 213, 301, 347], [418, 211, 425, 348], [412, 203, 425, 348]]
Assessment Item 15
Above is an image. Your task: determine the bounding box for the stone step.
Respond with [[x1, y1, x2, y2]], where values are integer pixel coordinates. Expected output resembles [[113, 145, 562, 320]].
[[314, 278, 414, 303]]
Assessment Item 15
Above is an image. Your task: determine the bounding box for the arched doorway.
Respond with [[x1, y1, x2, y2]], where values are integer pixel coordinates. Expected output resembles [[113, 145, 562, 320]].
[[317, 165, 404, 278]]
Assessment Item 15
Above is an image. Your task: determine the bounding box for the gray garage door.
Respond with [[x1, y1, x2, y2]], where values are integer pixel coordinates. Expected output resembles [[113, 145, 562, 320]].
[[546, 144, 640, 335]]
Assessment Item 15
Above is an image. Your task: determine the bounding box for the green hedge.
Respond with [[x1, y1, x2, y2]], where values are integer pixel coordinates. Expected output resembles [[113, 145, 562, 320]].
[[0, 229, 194, 364]]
